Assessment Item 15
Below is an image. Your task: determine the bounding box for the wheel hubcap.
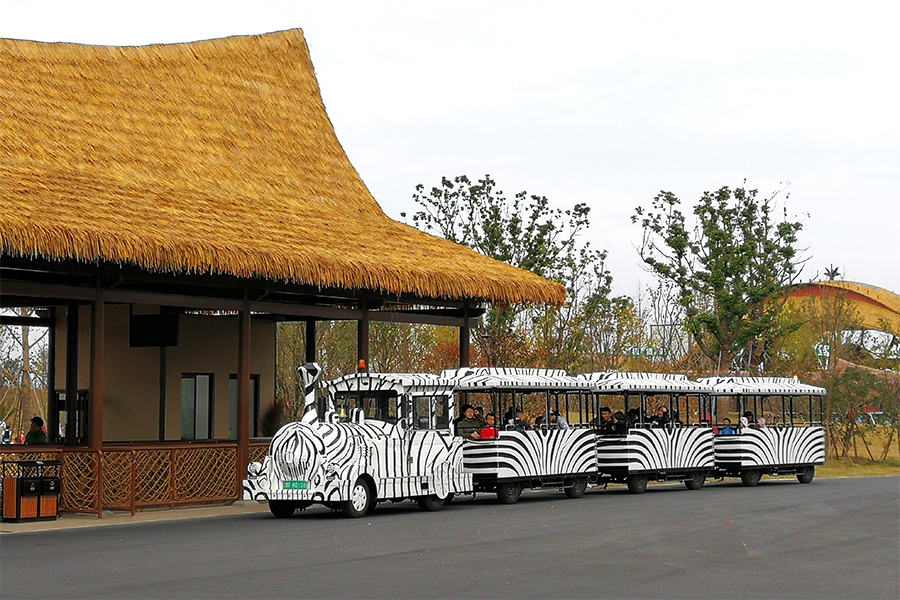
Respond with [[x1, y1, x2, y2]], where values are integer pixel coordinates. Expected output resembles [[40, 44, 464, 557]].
[[351, 484, 367, 512]]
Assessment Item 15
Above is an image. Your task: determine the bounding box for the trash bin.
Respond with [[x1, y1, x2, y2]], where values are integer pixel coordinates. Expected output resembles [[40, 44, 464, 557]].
[[2, 460, 61, 522]]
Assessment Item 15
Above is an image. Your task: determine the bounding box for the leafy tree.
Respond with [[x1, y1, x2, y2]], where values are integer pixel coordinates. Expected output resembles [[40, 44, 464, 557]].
[[409, 174, 621, 368], [632, 184, 805, 374]]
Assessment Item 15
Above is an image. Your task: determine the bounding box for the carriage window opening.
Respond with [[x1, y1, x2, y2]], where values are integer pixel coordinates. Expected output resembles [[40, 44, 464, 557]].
[[413, 396, 431, 429], [434, 395, 450, 429], [675, 394, 688, 425], [333, 391, 398, 423]]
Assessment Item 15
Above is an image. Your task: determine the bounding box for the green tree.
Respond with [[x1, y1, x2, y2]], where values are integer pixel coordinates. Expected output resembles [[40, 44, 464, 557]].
[[410, 174, 620, 368], [632, 184, 805, 374]]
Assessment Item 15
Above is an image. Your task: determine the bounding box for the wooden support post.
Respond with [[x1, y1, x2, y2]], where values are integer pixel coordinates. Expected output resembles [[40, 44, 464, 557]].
[[65, 303, 79, 445], [459, 302, 470, 368], [236, 296, 251, 500], [305, 319, 316, 364], [47, 307, 58, 443], [158, 345, 167, 441], [89, 284, 104, 451], [357, 298, 369, 371], [89, 280, 104, 518]]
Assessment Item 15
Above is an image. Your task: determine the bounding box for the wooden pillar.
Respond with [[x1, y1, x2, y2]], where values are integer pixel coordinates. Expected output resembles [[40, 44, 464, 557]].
[[89, 284, 104, 451], [357, 298, 369, 371], [65, 302, 79, 444], [47, 307, 58, 443], [89, 282, 104, 519], [236, 296, 251, 499], [158, 345, 167, 441], [305, 319, 316, 364], [459, 302, 471, 367]]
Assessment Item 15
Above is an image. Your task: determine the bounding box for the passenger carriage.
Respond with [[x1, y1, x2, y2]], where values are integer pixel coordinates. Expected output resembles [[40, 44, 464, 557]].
[[442, 367, 598, 503], [579, 372, 715, 493], [697, 376, 826, 486], [243, 364, 473, 518]]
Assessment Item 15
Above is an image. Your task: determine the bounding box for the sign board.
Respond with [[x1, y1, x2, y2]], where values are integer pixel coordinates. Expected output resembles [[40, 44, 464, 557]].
[[814, 342, 832, 370]]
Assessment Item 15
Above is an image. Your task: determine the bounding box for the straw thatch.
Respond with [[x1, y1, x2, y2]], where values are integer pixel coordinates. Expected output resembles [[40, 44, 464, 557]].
[[0, 30, 565, 306]]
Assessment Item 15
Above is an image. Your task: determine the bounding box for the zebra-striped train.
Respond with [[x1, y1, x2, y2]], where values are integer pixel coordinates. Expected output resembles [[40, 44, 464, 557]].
[[243, 365, 827, 518]]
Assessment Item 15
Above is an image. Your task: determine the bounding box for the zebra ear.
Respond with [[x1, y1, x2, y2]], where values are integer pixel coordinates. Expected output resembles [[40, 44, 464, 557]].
[[300, 362, 322, 383]]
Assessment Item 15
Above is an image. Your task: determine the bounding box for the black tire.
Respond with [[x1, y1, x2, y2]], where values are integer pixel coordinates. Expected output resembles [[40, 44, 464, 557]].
[[564, 477, 588, 499], [444, 493, 455, 505], [797, 466, 815, 484], [740, 469, 762, 487], [343, 478, 372, 518], [417, 494, 445, 512], [496, 481, 522, 504], [684, 472, 706, 491], [269, 500, 297, 518], [626, 474, 649, 494]]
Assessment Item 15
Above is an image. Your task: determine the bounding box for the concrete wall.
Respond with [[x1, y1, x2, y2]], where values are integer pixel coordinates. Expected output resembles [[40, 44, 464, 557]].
[[54, 305, 275, 442]]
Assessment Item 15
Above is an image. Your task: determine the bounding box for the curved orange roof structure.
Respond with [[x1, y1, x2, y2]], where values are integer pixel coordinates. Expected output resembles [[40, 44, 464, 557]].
[[786, 281, 900, 333]]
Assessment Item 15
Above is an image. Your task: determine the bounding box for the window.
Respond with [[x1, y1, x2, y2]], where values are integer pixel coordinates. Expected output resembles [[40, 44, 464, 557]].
[[333, 391, 398, 423], [229, 374, 260, 438], [181, 374, 214, 440]]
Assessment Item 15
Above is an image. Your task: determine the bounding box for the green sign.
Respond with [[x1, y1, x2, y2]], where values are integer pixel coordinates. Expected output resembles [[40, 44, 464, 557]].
[[814, 342, 832, 370], [283, 480, 308, 490]]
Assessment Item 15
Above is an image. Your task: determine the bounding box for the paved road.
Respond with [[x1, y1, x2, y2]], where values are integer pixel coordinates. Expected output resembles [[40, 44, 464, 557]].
[[2, 477, 898, 599]]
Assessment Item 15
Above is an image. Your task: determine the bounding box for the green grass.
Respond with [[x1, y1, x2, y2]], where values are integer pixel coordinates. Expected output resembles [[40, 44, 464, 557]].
[[818, 458, 900, 478]]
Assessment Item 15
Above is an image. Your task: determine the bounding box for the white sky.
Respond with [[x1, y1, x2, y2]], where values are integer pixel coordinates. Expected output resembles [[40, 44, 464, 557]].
[[4, 1, 898, 298]]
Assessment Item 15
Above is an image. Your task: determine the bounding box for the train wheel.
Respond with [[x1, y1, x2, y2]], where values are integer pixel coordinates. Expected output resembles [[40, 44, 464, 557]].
[[417, 494, 445, 511], [684, 472, 706, 490], [740, 469, 762, 487], [269, 500, 297, 518], [626, 474, 648, 494], [343, 478, 372, 518], [496, 482, 522, 504], [564, 477, 588, 499], [797, 466, 815, 484]]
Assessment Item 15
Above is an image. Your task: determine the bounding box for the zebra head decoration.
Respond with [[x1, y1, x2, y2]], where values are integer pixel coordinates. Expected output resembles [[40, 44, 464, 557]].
[[299, 362, 322, 424]]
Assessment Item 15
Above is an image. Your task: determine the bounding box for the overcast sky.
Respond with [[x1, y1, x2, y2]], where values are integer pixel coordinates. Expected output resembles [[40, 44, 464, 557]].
[[4, 1, 898, 298]]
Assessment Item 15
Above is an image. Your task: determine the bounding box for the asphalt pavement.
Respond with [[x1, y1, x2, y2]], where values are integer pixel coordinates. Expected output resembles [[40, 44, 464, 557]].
[[1, 476, 898, 599]]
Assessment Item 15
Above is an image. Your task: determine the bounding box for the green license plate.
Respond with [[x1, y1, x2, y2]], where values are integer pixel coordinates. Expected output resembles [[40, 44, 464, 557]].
[[283, 480, 308, 490]]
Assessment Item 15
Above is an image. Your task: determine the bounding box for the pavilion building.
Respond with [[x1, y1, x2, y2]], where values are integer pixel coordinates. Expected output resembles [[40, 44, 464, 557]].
[[0, 29, 564, 516]]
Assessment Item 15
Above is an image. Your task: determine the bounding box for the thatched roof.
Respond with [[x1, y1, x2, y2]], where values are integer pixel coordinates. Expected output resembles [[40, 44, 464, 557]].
[[0, 30, 565, 306]]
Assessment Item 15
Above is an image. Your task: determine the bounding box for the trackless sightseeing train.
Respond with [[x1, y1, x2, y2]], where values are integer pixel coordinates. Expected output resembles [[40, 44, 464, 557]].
[[244, 366, 826, 518]]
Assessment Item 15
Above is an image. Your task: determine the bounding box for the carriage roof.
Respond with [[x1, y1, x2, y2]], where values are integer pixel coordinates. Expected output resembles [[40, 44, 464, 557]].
[[579, 372, 712, 393], [696, 376, 826, 396], [441, 367, 595, 392], [324, 373, 457, 397]]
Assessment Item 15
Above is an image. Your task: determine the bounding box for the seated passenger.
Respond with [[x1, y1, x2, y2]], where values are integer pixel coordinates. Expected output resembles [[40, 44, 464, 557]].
[[456, 405, 484, 439], [611, 411, 627, 434], [626, 408, 641, 428], [597, 407, 615, 434], [473, 406, 487, 428], [719, 417, 735, 435], [651, 406, 670, 427], [513, 409, 531, 431], [742, 410, 756, 425], [549, 410, 569, 430], [480, 413, 499, 440], [757, 417, 767, 428], [534, 415, 546, 429]]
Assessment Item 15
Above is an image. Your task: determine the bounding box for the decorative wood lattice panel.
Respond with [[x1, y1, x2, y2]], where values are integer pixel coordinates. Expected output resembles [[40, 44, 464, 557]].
[[61, 451, 98, 512], [133, 449, 174, 506], [101, 451, 133, 509], [249, 443, 269, 464], [173, 447, 236, 502]]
